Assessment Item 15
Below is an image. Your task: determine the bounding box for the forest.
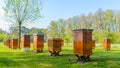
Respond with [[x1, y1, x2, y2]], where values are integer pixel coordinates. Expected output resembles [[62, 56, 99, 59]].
[[48, 9, 120, 43]]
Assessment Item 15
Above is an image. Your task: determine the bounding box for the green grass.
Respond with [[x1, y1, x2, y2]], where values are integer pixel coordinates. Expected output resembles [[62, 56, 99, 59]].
[[0, 43, 120, 68]]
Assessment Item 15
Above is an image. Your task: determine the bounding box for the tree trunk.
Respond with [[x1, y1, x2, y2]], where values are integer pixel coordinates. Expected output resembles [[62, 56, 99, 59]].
[[18, 22, 21, 48]]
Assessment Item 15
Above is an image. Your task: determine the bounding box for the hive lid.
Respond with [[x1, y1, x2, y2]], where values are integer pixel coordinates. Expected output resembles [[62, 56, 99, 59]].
[[33, 33, 44, 36], [103, 38, 111, 40], [11, 38, 18, 40], [22, 34, 31, 36], [48, 38, 62, 40], [73, 28, 93, 32]]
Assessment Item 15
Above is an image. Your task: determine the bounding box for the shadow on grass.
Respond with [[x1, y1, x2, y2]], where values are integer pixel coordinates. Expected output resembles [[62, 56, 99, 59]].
[[60, 54, 74, 56]]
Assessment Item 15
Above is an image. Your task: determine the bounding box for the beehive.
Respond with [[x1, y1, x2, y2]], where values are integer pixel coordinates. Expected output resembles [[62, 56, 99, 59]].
[[33, 34, 44, 53], [21, 35, 30, 51], [102, 38, 110, 51], [10, 39, 18, 49], [6, 39, 11, 48], [73, 29, 94, 62], [48, 38, 62, 56]]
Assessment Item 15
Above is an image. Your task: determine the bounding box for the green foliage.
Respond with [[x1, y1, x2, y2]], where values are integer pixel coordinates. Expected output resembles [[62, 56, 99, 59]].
[[110, 32, 120, 43], [3, 0, 42, 23], [64, 34, 72, 43], [93, 32, 120, 43], [0, 33, 8, 42], [48, 9, 120, 43], [9, 34, 18, 39], [28, 27, 48, 35], [3, 0, 42, 48], [93, 32, 106, 43]]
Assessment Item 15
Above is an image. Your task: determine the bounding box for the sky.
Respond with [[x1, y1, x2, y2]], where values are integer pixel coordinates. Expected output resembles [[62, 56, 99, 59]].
[[0, 0, 120, 32]]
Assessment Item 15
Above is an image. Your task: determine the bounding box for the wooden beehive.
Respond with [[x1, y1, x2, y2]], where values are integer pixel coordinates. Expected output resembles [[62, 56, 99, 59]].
[[73, 29, 93, 56], [21, 35, 30, 48], [102, 38, 110, 51], [6, 39, 11, 48], [10, 39, 18, 49], [48, 38, 62, 56], [33, 34, 44, 53]]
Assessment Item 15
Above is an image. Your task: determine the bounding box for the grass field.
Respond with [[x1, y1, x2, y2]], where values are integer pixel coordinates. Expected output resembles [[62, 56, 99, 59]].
[[0, 43, 120, 68]]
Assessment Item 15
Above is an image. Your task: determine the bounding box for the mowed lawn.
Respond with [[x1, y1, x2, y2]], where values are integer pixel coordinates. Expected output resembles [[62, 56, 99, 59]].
[[0, 43, 120, 68]]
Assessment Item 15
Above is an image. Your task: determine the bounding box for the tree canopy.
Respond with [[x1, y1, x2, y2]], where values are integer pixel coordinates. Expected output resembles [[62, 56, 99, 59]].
[[48, 9, 120, 43], [3, 0, 42, 48]]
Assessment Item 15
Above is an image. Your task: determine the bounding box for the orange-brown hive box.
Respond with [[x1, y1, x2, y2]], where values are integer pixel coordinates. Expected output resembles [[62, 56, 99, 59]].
[[73, 29, 95, 63], [48, 38, 63, 56], [21, 35, 30, 51], [10, 39, 18, 49], [33, 34, 44, 53], [6, 39, 11, 48], [102, 38, 110, 51]]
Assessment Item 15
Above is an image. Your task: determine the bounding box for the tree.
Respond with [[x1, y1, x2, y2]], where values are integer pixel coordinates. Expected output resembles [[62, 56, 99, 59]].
[[0, 33, 8, 42], [57, 19, 66, 39], [9, 25, 18, 38], [87, 12, 94, 29], [28, 27, 48, 35], [104, 9, 114, 38], [80, 14, 87, 28], [48, 21, 60, 38], [3, 0, 42, 48], [0, 29, 7, 34], [9, 26, 30, 38], [94, 8, 104, 31], [0, 29, 8, 42]]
